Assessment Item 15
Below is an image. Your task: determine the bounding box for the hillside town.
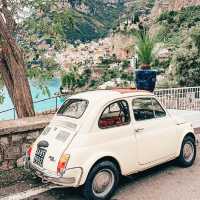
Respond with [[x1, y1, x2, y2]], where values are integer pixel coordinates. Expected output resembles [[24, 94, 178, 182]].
[[55, 34, 134, 68]]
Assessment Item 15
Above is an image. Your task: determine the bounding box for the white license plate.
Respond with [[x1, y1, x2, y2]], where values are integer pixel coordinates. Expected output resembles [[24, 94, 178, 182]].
[[33, 148, 47, 167]]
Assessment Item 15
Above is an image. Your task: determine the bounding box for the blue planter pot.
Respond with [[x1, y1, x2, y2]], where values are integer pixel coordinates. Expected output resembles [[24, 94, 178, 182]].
[[135, 69, 157, 92]]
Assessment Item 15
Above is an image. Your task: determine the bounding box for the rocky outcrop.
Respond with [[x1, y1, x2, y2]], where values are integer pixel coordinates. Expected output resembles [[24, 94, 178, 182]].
[[168, 0, 200, 10], [151, 0, 200, 18]]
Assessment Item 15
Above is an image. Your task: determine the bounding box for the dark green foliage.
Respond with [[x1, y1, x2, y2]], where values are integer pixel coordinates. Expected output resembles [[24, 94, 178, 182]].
[[133, 30, 156, 66], [61, 66, 92, 91], [133, 12, 140, 24], [153, 58, 171, 71], [121, 71, 133, 82], [172, 35, 200, 87], [23, 1, 125, 43], [146, 0, 156, 9], [191, 26, 200, 52], [121, 60, 130, 68], [158, 10, 177, 24], [27, 67, 59, 97], [156, 5, 200, 87], [174, 49, 200, 87], [157, 6, 200, 45], [101, 57, 118, 65], [68, 0, 82, 8]]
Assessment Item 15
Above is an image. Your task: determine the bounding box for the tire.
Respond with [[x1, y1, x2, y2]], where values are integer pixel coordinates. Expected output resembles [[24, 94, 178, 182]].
[[177, 136, 196, 167], [82, 161, 120, 200]]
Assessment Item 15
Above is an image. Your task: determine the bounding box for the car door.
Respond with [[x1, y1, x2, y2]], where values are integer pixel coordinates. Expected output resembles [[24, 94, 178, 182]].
[[96, 99, 138, 174], [132, 97, 179, 165]]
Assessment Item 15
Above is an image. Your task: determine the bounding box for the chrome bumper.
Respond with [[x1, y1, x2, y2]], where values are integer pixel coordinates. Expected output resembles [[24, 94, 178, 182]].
[[35, 170, 76, 186], [25, 159, 83, 187]]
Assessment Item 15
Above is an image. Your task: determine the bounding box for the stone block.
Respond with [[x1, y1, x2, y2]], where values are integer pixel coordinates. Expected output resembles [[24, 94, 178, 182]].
[[0, 161, 14, 170], [4, 146, 21, 160], [0, 137, 9, 145], [27, 131, 40, 141], [12, 134, 23, 143]]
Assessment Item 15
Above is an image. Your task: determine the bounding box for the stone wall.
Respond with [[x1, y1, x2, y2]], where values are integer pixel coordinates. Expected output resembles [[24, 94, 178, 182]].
[[0, 115, 53, 171]]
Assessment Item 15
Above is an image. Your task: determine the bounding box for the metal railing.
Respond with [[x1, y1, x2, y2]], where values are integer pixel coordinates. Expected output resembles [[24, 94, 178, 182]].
[[0, 95, 65, 120], [0, 108, 16, 120], [1, 86, 200, 121], [154, 86, 200, 111]]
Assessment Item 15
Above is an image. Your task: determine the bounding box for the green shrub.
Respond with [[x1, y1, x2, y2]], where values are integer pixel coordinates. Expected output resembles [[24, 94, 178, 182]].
[[172, 40, 200, 87], [121, 60, 130, 68], [61, 66, 92, 91], [157, 6, 200, 45], [191, 26, 200, 52]]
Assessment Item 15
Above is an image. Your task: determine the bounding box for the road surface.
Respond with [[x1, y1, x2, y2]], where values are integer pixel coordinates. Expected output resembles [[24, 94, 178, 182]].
[[0, 146, 200, 200]]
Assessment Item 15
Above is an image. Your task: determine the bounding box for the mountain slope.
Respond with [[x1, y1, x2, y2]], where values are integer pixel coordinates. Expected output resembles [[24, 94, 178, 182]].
[[155, 5, 200, 45], [67, 0, 125, 42], [168, 0, 200, 10], [23, 0, 126, 43], [151, 0, 200, 18]]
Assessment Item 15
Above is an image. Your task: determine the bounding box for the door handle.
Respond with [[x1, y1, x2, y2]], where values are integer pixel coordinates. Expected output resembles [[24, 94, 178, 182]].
[[135, 128, 144, 132], [176, 122, 185, 126]]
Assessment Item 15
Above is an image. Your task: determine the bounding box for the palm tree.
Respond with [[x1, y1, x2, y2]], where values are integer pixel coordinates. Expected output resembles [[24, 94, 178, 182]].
[[134, 29, 156, 69]]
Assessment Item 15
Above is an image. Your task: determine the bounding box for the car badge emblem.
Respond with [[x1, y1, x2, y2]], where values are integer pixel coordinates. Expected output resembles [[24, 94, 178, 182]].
[[49, 156, 56, 162]]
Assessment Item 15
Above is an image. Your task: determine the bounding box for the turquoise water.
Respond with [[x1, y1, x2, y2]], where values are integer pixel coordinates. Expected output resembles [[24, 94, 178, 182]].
[[0, 78, 65, 121]]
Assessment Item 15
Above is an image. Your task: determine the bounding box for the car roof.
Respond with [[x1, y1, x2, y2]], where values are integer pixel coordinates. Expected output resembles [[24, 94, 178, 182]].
[[70, 88, 153, 104]]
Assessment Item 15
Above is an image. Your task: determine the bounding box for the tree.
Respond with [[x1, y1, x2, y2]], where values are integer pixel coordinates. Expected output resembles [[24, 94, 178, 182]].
[[191, 26, 200, 53], [0, 0, 77, 117], [172, 31, 200, 87], [61, 66, 91, 92], [0, 0, 35, 118], [67, 0, 82, 8]]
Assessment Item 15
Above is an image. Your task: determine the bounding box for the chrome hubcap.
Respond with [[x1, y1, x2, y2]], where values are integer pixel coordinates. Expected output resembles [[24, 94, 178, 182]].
[[183, 141, 194, 162], [92, 169, 114, 198]]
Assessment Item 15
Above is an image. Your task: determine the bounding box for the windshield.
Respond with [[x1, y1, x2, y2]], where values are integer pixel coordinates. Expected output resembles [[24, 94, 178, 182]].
[[57, 99, 88, 119]]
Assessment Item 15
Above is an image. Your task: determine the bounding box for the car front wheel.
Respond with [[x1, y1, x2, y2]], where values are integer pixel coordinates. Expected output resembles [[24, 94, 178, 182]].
[[82, 161, 119, 200], [177, 136, 196, 167]]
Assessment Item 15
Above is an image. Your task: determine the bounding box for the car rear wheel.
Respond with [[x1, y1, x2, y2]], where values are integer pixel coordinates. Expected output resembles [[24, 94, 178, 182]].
[[177, 136, 196, 167], [82, 161, 119, 200]]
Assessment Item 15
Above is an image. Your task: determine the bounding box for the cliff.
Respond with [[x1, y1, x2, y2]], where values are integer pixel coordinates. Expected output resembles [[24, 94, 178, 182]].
[[168, 0, 200, 10], [151, 0, 200, 18]]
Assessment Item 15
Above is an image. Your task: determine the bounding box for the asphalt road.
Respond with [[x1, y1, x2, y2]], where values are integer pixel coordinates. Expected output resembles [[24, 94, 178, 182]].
[[1, 145, 200, 200]]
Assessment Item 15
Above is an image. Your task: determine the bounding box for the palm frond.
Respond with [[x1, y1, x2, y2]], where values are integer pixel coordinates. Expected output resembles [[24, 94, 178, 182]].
[[133, 29, 156, 66]]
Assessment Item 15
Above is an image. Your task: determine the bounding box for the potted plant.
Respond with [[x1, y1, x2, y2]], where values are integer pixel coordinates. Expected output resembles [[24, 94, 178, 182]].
[[134, 29, 157, 92]]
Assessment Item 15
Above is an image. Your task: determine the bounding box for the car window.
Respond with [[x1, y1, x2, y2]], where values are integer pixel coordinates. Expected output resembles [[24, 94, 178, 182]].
[[99, 100, 130, 129], [152, 98, 166, 118], [132, 98, 166, 121], [132, 98, 154, 121], [57, 99, 88, 119]]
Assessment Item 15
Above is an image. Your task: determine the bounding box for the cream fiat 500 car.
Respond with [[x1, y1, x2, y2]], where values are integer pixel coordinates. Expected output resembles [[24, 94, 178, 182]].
[[26, 89, 197, 200]]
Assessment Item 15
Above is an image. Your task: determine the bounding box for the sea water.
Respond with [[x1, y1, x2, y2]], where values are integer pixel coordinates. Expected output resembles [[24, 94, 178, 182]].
[[0, 78, 65, 121]]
